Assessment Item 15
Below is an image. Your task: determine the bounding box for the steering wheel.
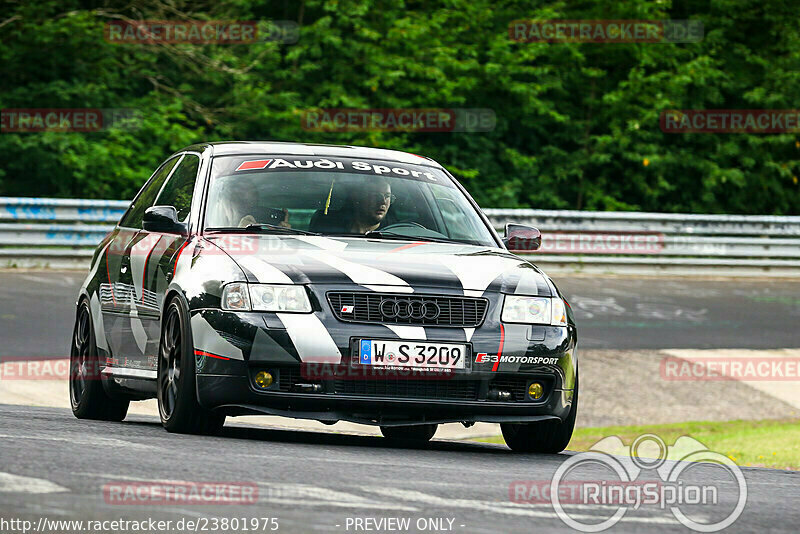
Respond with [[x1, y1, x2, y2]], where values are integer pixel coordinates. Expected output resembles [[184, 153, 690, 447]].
[[381, 222, 427, 231]]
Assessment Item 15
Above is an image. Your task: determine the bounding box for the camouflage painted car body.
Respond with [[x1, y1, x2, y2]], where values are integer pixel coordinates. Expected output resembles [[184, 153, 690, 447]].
[[79, 142, 577, 426]]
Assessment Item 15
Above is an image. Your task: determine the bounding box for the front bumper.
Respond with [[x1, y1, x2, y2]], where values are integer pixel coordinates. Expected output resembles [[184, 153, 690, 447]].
[[190, 285, 577, 426], [197, 373, 573, 426]]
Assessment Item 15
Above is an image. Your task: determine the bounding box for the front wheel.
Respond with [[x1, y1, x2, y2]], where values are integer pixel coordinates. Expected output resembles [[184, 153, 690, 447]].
[[69, 300, 129, 421], [380, 424, 438, 442], [158, 298, 225, 435], [501, 374, 578, 453]]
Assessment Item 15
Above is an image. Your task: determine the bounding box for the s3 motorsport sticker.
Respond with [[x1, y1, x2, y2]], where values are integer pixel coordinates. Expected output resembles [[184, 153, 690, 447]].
[[476, 353, 560, 365]]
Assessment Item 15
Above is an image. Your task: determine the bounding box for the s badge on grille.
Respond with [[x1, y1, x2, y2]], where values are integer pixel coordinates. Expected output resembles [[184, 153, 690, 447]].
[[341, 305, 354, 313]]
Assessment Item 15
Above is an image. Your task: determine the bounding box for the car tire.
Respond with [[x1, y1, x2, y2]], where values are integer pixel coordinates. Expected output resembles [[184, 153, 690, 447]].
[[380, 423, 438, 442], [501, 374, 579, 453], [157, 297, 226, 435], [70, 300, 130, 421]]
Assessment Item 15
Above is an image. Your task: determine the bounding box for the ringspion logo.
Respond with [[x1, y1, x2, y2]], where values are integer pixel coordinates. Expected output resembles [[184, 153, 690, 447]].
[[510, 480, 663, 504], [539, 434, 747, 532]]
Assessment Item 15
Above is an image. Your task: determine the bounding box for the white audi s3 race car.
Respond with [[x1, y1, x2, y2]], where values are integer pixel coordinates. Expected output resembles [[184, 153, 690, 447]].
[[70, 142, 578, 452]]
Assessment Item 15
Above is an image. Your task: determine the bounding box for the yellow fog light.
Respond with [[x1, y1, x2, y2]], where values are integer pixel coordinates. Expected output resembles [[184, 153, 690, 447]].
[[528, 382, 544, 400], [254, 371, 274, 389]]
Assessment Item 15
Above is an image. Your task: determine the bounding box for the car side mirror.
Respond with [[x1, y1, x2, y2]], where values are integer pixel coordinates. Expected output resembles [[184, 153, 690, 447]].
[[143, 206, 186, 234], [503, 223, 541, 252]]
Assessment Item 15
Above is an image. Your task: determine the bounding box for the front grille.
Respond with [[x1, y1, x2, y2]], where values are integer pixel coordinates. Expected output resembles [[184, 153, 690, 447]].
[[271, 367, 547, 403], [277, 367, 304, 392], [334, 378, 479, 400], [327, 292, 488, 327]]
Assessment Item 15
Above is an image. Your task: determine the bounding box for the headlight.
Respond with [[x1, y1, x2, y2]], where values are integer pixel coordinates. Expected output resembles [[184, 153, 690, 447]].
[[502, 296, 567, 326], [221, 282, 250, 311], [250, 285, 312, 313], [551, 297, 567, 326], [221, 283, 312, 313]]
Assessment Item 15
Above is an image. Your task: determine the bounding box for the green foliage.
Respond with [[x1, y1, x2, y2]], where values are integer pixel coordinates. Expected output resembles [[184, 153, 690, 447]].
[[0, 0, 798, 214]]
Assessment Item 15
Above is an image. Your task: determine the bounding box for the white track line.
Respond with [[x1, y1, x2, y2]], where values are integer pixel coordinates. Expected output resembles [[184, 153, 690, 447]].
[[0, 471, 68, 494]]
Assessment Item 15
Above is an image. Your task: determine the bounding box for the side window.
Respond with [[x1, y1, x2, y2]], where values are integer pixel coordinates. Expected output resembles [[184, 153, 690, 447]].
[[155, 154, 200, 223], [120, 156, 181, 229]]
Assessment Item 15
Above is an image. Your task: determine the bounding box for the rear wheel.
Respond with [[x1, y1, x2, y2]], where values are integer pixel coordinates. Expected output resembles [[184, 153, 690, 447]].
[[380, 424, 438, 442], [158, 298, 225, 435], [501, 374, 579, 453], [69, 300, 129, 421]]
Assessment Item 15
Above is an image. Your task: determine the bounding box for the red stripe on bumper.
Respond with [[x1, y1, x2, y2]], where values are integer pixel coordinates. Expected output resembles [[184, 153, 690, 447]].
[[492, 324, 505, 372], [194, 350, 230, 361]]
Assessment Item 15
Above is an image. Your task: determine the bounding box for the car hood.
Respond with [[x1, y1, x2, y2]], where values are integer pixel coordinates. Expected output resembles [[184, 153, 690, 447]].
[[203, 235, 553, 296]]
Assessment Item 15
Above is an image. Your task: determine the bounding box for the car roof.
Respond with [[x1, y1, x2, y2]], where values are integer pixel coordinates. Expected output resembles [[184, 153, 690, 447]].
[[178, 141, 443, 168]]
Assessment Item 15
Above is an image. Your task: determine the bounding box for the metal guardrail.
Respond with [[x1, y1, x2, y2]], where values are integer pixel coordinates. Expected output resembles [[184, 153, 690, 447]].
[[485, 209, 800, 275], [484, 209, 800, 236], [0, 197, 128, 223], [1, 197, 799, 276]]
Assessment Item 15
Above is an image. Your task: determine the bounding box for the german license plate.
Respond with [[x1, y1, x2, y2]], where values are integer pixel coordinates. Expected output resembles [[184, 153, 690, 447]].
[[357, 339, 467, 370]]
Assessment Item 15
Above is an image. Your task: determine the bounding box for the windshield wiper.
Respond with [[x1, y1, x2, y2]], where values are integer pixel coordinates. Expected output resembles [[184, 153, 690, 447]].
[[244, 224, 320, 235], [205, 224, 319, 236], [360, 231, 472, 245]]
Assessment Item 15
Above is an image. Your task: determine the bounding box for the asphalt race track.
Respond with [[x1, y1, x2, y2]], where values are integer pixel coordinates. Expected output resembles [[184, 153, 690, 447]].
[[0, 271, 798, 359], [1, 405, 798, 534], [1, 271, 800, 533]]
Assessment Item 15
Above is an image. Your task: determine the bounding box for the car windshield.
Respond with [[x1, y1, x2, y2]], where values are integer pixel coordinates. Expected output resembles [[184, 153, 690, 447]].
[[204, 155, 498, 247]]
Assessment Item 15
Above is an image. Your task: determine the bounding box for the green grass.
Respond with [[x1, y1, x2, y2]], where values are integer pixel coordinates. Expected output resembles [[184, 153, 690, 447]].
[[477, 419, 800, 470]]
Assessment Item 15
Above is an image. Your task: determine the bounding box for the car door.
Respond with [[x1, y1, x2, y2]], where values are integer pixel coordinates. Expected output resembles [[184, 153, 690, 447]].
[[124, 153, 201, 371], [102, 155, 181, 369]]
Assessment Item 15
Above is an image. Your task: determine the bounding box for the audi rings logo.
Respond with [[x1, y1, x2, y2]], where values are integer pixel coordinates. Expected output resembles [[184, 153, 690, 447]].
[[379, 298, 441, 320]]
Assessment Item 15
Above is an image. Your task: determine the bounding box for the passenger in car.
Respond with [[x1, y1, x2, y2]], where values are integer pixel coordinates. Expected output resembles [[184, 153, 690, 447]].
[[237, 208, 291, 229], [218, 194, 291, 228]]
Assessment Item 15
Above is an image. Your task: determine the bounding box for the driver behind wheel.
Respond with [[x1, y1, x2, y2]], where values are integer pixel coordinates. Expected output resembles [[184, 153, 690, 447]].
[[348, 178, 394, 233], [311, 177, 395, 234]]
